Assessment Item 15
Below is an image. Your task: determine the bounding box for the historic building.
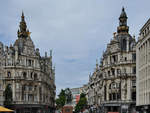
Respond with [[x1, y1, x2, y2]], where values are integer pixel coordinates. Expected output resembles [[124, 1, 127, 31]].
[[136, 18, 150, 113], [88, 61, 101, 106], [70, 85, 88, 109], [70, 88, 81, 109], [87, 8, 136, 113], [88, 61, 103, 110], [0, 13, 56, 113]]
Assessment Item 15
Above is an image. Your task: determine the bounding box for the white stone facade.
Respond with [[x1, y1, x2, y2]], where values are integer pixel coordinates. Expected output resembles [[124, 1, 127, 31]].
[[0, 13, 56, 113], [136, 18, 150, 113], [87, 8, 136, 113]]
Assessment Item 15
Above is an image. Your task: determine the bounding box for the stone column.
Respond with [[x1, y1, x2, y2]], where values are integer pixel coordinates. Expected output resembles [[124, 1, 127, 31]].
[[15, 47, 18, 63]]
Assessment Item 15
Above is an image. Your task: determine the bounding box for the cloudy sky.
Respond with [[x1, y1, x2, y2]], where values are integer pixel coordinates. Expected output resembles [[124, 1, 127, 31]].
[[0, 0, 150, 94]]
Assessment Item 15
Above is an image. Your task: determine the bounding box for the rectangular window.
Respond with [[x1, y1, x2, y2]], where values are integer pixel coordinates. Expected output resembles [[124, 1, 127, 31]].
[[123, 68, 126, 74], [112, 69, 115, 75], [28, 86, 32, 91], [16, 83, 19, 89], [24, 94, 28, 101], [132, 67, 136, 74], [108, 71, 110, 76], [117, 93, 120, 100], [28, 60, 32, 66], [117, 69, 121, 74], [34, 95, 38, 102], [109, 94, 112, 100], [0, 73, 2, 79], [132, 80, 136, 88], [132, 53, 136, 61], [113, 93, 116, 100], [132, 92, 136, 100], [7, 72, 11, 77], [0, 84, 2, 90], [28, 94, 33, 101]]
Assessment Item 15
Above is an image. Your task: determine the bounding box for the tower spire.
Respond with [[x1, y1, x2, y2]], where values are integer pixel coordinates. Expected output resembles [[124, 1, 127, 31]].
[[95, 59, 99, 71], [21, 11, 25, 21], [18, 11, 28, 38], [117, 7, 129, 34]]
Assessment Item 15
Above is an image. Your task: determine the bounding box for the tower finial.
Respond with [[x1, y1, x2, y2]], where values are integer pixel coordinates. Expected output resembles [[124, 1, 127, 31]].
[[18, 11, 28, 38], [120, 7, 127, 19], [117, 7, 129, 34], [50, 49, 52, 57], [95, 59, 99, 71], [122, 7, 125, 12], [21, 11, 25, 21]]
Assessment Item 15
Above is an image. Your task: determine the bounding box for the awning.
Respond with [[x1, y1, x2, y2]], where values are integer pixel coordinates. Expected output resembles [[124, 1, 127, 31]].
[[0, 106, 14, 112]]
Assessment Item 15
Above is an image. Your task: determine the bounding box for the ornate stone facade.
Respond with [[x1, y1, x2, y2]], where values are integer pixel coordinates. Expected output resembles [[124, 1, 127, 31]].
[[87, 8, 136, 113], [136, 18, 150, 113], [0, 13, 56, 113]]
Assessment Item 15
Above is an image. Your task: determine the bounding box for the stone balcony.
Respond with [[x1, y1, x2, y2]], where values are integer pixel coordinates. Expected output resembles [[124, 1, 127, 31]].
[[13, 101, 52, 106], [103, 73, 136, 80], [102, 60, 136, 69]]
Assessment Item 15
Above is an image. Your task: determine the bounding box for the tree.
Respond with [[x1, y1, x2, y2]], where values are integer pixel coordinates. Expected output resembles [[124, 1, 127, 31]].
[[56, 89, 66, 109], [4, 84, 13, 108], [56, 88, 73, 109], [65, 88, 72, 104], [75, 93, 87, 112]]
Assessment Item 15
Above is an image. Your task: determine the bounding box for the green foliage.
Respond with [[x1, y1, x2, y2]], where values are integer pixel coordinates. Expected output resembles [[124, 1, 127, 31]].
[[80, 93, 86, 99], [56, 88, 73, 109], [56, 89, 66, 109], [4, 84, 13, 108], [65, 88, 72, 104], [75, 93, 87, 112]]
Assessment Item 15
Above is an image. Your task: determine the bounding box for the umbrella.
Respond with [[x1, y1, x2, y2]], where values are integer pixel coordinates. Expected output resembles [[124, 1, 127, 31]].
[[0, 106, 13, 112]]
